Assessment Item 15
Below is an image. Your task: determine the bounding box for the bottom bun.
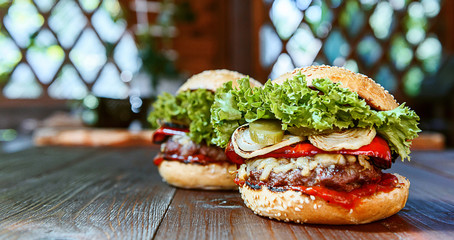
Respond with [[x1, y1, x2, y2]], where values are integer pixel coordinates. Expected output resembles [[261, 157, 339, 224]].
[[158, 160, 238, 190], [239, 174, 410, 224]]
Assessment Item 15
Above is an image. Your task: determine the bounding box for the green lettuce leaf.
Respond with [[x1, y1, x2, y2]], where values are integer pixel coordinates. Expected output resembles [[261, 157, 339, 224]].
[[148, 89, 216, 145], [211, 73, 420, 161]]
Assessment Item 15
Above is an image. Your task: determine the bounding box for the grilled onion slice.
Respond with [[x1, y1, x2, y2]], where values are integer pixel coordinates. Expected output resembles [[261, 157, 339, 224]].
[[309, 127, 376, 151], [232, 125, 305, 159]]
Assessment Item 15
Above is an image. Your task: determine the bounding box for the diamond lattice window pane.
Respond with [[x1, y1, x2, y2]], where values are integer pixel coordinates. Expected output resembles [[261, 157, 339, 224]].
[[360, 0, 378, 10], [323, 29, 349, 65], [92, 63, 128, 99], [389, 0, 406, 10], [343, 59, 359, 73], [295, 0, 311, 10], [114, 32, 140, 73], [3, 63, 42, 99], [48, 0, 87, 48], [375, 65, 397, 93], [421, 0, 440, 18], [26, 29, 65, 84], [406, 25, 426, 45], [403, 66, 424, 97], [416, 36, 442, 73], [286, 25, 322, 67], [390, 35, 413, 71], [270, 53, 294, 80], [3, 0, 44, 48], [70, 29, 107, 83], [48, 65, 88, 99], [305, 2, 333, 38], [369, 1, 395, 39], [34, 0, 56, 13], [79, 0, 101, 12], [260, 24, 282, 68], [92, 1, 126, 43], [405, 2, 428, 45], [339, 0, 365, 37], [270, 0, 303, 40], [0, 33, 22, 77], [357, 35, 382, 67]]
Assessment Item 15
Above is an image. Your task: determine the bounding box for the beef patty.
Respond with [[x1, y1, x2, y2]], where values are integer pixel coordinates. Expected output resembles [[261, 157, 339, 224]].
[[160, 135, 229, 164], [244, 159, 383, 192]]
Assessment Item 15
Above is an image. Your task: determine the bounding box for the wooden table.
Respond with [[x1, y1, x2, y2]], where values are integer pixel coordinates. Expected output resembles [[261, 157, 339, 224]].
[[0, 147, 453, 239]]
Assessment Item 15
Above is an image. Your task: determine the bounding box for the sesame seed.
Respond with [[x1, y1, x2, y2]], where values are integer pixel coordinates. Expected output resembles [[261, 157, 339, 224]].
[[295, 207, 301, 211], [310, 195, 315, 201]]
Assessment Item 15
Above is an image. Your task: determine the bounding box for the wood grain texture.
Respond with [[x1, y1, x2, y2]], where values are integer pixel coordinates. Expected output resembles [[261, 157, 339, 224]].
[[0, 147, 174, 239], [387, 160, 454, 239], [0, 148, 453, 239], [154, 190, 403, 240], [0, 147, 96, 189], [406, 151, 454, 179]]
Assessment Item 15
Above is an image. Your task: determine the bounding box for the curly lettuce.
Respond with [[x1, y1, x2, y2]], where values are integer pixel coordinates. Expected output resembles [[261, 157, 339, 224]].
[[148, 89, 216, 145], [211, 73, 420, 161]]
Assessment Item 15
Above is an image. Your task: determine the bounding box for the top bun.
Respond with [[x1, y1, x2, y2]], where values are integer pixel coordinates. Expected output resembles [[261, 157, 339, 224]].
[[273, 65, 398, 111], [177, 69, 262, 93]]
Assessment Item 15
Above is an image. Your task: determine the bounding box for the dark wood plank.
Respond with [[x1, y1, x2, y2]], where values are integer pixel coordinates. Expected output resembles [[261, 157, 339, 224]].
[[0, 147, 174, 239], [406, 150, 454, 179], [0, 147, 97, 188], [386, 160, 454, 239], [156, 157, 454, 240], [154, 190, 401, 240]]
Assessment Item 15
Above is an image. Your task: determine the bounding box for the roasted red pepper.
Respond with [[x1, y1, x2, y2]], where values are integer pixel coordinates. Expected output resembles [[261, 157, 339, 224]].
[[225, 136, 392, 168], [152, 126, 189, 144]]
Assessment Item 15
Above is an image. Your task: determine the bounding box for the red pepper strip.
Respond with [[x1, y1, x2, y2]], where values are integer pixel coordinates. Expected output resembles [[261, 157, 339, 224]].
[[225, 136, 392, 167], [152, 126, 189, 144]]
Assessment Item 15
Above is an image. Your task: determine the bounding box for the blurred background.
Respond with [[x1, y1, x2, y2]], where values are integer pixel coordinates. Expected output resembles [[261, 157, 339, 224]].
[[0, 0, 453, 151]]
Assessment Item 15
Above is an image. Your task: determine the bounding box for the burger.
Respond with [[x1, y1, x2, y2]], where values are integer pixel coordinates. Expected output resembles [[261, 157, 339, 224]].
[[210, 65, 420, 224], [148, 69, 262, 190]]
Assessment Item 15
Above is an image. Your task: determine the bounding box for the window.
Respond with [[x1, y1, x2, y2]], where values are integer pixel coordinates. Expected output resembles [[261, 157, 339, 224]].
[[256, 0, 443, 99], [0, 0, 140, 100]]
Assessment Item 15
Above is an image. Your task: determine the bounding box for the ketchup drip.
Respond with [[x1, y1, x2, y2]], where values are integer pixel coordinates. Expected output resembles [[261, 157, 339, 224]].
[[236, 173, 399, 209]]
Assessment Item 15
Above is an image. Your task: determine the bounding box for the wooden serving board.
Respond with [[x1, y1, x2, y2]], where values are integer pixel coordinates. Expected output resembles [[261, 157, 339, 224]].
[[33, 127, 154, 147]]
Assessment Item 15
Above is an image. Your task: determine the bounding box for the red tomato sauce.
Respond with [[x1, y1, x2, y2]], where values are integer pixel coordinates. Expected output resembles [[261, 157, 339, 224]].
[[236, 173, 399, 209]]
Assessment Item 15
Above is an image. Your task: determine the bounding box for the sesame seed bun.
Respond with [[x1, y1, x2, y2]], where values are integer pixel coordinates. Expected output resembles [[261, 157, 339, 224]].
[[239, 174, 409, 224], [177, 69, 262, 93], [272, 66, 398, 111], [158, 160, 238, 190]]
